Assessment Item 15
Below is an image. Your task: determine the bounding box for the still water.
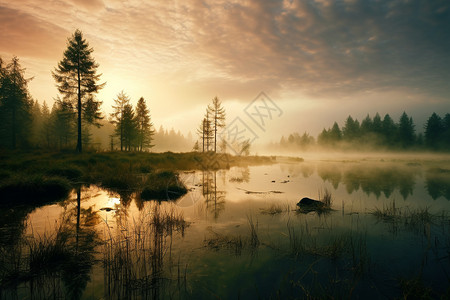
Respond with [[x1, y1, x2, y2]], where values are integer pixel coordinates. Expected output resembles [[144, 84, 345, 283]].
[[1, 158, 450, 299]]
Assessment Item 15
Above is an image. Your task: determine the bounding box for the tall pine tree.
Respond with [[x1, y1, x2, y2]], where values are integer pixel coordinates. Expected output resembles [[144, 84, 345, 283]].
[[53, 30, 104, 153]]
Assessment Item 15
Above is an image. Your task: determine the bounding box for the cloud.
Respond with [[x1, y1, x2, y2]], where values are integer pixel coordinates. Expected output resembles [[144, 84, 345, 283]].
[[177, 0, 450, 99], [1, 0, 449, 117], [69, 0, 105, 11], [0, 6, 68, 59]]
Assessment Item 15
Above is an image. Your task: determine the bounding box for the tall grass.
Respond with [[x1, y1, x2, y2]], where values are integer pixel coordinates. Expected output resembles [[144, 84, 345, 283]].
[[371, 200, 436, 234], [102, 203, 189, 299]]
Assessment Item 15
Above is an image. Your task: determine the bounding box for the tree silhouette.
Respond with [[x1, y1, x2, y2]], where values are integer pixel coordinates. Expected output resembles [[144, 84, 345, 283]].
[[398, 112, 415, 148], [53, 30, 105, 153], [110, 91, 135, 151], [0, 56, 33, 149], [135, 97, 155, 151], [52, 97, 76, 149], [197, 115, 213, 152], [424, 112, 444, 149], [207, 96, 226, 153], [342, 116, 360, 141]]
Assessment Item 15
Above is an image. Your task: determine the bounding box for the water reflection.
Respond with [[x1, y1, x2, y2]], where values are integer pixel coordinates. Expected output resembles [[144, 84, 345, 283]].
[[316, 163, 433, 200], [425, 168, 450, 200], [0, 187, 100, 299], [2, 160, 450, 299], [202, 171, 226, 219]]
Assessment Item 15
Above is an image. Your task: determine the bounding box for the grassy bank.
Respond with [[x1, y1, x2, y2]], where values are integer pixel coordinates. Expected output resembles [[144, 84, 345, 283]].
[[0, 151, 277, 206]]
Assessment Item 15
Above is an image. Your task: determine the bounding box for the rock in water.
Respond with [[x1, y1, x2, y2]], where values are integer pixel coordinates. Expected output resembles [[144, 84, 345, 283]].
[[297, 197, 324, 208]]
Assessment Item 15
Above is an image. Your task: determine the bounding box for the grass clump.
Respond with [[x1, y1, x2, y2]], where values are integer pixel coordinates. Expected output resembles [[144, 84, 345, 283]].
[[260, 203, 284, 215], [0, 174, 71, 205], [140, 171, 188, 200]]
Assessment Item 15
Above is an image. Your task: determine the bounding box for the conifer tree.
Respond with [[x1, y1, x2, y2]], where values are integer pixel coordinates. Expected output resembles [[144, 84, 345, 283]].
[[0, 56, 33, 149], [53, 30, 105, 152], [207, 96, 226, 152], [135, 97, 154, 151]]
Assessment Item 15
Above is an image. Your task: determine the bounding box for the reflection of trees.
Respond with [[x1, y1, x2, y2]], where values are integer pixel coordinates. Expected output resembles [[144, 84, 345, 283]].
[[229, 166, 250, 183], [203, 171, 226, 219], [0, 187, 100, 299], [425, 168, 450, 200], [56, 187, 100, 299], [280, 163, 315, 178], [318, 164, 417, 200], [0, 205, 30, 299], [317, 165, 341, 189]]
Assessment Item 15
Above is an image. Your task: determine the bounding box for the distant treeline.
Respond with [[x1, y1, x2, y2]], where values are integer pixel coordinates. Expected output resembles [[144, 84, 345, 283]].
[[276, 112, 450, 151]]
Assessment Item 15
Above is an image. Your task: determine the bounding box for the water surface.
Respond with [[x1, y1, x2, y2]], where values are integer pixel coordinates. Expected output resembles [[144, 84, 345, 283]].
[[1, 158, 450, 299]]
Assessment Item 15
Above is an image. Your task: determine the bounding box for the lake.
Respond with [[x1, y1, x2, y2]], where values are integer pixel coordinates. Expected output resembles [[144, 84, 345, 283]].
[[1, 156, 450, 299]]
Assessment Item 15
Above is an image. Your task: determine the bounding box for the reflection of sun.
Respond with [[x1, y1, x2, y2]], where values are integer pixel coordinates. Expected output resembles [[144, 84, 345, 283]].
[[107, 197, 120, 207]]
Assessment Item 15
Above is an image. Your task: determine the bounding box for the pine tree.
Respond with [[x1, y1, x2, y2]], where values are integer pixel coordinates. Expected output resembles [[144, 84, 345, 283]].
[[382, 114, 396, 146], [372, 113, 382, 134], [51, 98, 76, 149], [135, 97, 154, 151], [122, 103, 137, 151], [30, 100, 42, 147], [342, 116, 360, 141], [53, 30, 105, 153], [110, 91, 130, 151], [110, 91, 137, 151], [0, 56, 33, 149], [197, 115, 213, 152], [360, 114, 372, 133], [207, 96, 226, 152], [443, 113, 450, 149], [41, 101, 52, 148], [424, 112, 444, 149], [398, 112, 415, 148]]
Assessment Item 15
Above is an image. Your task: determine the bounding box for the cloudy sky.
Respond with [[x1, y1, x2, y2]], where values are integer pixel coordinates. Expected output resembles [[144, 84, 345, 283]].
[[1, 0, 449, 141]]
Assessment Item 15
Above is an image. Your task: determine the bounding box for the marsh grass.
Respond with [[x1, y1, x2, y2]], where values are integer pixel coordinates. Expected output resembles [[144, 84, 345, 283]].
[[371, 200, 438, 234], [319, 188, 332, 208], [260, 202, 292, 215], [286, 220, 370, 273], [0, 212, 99, 300], [204, 216, 260, 255], [102, 203, 189, 299], [204, 231, 244, 256]]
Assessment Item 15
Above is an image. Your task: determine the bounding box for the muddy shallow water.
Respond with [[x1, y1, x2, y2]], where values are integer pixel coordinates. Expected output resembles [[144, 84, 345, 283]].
[[1, 158, 450, 299]]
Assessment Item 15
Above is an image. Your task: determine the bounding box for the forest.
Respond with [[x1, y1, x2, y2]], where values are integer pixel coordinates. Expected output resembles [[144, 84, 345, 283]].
[[276, 112, 450, 152], [0, 30, 227, 154]]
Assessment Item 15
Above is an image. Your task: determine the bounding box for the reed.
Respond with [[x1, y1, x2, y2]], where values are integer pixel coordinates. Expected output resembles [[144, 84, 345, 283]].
[[102, 203, 189, 299]]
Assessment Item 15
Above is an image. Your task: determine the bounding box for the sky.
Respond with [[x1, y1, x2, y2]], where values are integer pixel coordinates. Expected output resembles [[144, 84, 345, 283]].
[[1, 0, 450, 143]]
